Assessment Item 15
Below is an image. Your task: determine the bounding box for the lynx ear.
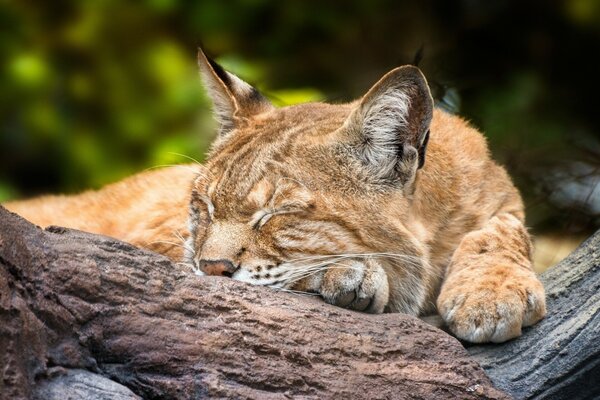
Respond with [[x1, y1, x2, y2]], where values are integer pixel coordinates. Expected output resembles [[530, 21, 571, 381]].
[[344, 65, 433, 184], [197, 48, 274, 136]]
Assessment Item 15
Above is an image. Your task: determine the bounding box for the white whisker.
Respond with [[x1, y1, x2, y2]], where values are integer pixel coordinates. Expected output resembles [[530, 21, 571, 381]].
[[176, 261, 204, 276], [275, 252, 424, 289], [172, 230, 189, 246], [166, 152, 203, 165], [272, 287, 321, 297], [286, 252, 422, 264], [142, 164, 201, 174], [280, 260, 360, 286], [147, 240, 194, 252]]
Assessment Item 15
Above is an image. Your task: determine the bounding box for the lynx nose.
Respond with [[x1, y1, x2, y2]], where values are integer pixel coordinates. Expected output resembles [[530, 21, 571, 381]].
[[198, 259, 237, 277]]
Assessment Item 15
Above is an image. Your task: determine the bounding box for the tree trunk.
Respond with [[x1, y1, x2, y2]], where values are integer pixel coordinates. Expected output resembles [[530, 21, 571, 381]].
[[0, 205, 597, 399]]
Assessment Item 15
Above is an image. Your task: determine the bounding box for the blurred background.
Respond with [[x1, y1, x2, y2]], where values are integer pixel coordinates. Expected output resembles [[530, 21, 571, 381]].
[[1, 0, 599, 271]]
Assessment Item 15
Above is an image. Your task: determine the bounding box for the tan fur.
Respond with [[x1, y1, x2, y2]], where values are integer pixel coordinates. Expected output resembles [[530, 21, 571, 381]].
[[3, 52, 546, 343], [5, 166, 199, 261]]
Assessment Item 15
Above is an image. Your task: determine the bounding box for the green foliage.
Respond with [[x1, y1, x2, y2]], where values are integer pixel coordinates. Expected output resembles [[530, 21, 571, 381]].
[[0, 0, 598, 233]]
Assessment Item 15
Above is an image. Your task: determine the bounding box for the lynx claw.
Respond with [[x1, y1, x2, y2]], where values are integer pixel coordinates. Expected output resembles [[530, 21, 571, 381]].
[[318, 259, 389, 314], [437, 265, 546, 343]]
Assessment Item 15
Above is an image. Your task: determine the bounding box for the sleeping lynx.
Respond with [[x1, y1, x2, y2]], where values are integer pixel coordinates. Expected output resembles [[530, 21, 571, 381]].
[[4, 50, 546, 343]]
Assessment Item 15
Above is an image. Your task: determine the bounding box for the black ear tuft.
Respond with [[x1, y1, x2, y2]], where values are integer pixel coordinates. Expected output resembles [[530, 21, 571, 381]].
[[206, 56, 232, 88], [197, 48, 274, 137], [417, 129, 430, 169], [411, 44, 425, 67]]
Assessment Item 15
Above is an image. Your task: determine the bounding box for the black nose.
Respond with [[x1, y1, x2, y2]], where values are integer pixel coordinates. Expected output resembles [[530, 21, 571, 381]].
[[197, 259, 237, 277]]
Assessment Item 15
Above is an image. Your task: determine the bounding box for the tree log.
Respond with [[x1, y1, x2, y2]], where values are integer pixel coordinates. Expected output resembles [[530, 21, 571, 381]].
[[0, 206, 506, 399], [0, 204, 597, 399], [32, 369, 140, 400]]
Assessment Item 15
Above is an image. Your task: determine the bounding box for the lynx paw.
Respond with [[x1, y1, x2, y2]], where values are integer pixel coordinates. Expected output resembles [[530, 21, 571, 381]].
[[437, 265, 546, 343], [293, 258, 389, 313]]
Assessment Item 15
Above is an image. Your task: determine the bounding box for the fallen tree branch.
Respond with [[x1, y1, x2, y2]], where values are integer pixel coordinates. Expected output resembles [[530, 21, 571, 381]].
[[0, 206, 505, 399], [0, 205, 598, 399]]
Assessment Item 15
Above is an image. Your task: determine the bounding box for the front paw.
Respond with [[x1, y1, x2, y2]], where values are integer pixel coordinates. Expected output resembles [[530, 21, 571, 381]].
[[294, 258, 389, 313], [437, 264, 546, 343]]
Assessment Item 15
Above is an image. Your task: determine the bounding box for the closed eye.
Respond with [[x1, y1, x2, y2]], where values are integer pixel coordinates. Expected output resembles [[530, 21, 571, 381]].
[[251, 210, 272, 230], [250, 207, 306, 230]]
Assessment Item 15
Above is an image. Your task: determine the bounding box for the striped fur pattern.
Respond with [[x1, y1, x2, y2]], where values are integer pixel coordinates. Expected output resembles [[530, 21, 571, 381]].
[[3, 52, 547, 343], [184, 54, 546, 341], [186, 119, 432, 315]]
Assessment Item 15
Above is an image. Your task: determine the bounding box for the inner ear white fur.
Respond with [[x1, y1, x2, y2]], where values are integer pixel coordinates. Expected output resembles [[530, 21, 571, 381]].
[[360, 88, 412, 179], [343, 65, 433, 183], [197, 50, 237, 134]]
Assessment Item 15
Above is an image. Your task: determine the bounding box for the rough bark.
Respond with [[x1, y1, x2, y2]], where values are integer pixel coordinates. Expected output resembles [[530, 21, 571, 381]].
[[0, 206, 506, 399], [33, 369, 140, 400], [468, 232, 600, 400], [1, 205, 598, 399]]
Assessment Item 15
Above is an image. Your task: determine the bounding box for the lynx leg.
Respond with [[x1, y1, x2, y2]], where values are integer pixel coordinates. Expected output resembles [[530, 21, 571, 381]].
[[437, 213, 546, 343]]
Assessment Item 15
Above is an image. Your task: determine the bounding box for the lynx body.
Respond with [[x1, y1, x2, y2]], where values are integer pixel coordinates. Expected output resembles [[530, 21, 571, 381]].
[[5, 51, 546, 343]]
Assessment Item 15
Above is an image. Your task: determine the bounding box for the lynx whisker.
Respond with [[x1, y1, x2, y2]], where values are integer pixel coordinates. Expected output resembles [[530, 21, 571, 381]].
[[175, 261, 205, 276], [166, 152, 203, 166], [147, 240, 194, 252], [142, 164, 201, 174], [172, 230, 189, 246], [272, 287, 321, 297], [279, 261, 361, 286], [286, 252, 422, 264]]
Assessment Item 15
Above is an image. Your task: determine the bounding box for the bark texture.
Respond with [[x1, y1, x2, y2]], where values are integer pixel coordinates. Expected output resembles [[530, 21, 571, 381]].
[[33, 369, 141, 400], [1, 204, 598, 399], [0, 206, 506, 399]]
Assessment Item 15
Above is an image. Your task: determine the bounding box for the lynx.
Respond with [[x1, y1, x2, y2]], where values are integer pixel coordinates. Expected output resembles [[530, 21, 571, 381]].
[[5, 50, 546, 343]]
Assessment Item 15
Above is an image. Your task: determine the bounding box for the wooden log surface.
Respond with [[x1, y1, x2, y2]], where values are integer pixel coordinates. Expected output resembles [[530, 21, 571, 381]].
[[33, 369, 140, 400], [0, 206, 506, 399], [1, 204, 598, 399]]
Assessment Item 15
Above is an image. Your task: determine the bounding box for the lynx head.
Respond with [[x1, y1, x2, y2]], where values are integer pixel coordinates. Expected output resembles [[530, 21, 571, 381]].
[[186, 49, 433, 291]]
